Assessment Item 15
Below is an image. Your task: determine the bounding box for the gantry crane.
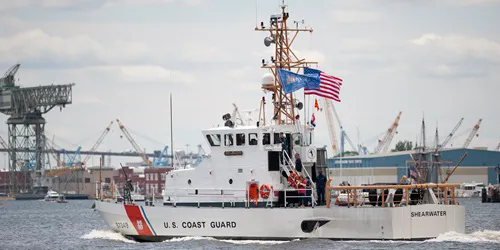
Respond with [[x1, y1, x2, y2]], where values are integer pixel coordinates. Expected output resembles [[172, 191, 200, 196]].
[[374, 112, 402, 154], [0, 64, 20, 87], [463, 119, 482, 148], [116, 119, 152, 166], [81, 121, 114, 166]]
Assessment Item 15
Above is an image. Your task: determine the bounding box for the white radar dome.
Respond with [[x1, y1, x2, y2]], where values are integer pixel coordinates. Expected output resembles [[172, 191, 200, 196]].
[[261, 73, 275, 88]]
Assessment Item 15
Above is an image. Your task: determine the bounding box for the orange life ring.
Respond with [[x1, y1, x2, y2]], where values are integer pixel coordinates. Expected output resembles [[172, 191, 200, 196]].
[[248, 182, 259, 205], [287, 172, 298, 188], [260, 184, 272, 199]]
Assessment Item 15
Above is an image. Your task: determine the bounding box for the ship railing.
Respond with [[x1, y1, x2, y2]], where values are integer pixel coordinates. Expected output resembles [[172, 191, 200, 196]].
[[291, 149, 317, 191], [163, 187, 315, 209], [284, 149, 317, 204], [325, 178, 461, 208]]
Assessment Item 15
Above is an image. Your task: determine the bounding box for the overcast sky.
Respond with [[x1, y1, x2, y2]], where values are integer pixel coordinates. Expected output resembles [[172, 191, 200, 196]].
[[0, 0, 499, 169]]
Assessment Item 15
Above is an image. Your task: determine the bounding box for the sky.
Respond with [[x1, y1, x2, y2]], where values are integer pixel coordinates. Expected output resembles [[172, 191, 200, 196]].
[[0, 0, 499, 169]]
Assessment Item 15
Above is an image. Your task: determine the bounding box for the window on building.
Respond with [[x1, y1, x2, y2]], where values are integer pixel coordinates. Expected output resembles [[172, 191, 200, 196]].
[[224, 134, 234, 146], [236, 133, 245, 146], [206, 134, 221, 146], [262, 133, 270, 145], [249, 133, 258, 145], [85, 178, 90, 183]]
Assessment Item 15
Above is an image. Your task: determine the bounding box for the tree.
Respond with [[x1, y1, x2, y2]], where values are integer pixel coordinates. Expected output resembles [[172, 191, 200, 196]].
[[392, 140, 413, 152], [334, 151, 359, 157]]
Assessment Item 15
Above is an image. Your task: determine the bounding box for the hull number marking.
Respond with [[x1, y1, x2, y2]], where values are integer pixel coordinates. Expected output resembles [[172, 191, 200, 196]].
[[164, 221, 236, 229], [116, 222, 129, 229]]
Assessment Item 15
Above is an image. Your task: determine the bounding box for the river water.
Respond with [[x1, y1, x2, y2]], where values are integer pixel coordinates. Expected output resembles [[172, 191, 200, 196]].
[[0, 198, 498, 250]]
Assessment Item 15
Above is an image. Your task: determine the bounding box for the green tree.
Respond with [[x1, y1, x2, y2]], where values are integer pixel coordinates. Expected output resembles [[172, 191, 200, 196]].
[[334, 151, 359, 157], [392, 140, 413, 152]]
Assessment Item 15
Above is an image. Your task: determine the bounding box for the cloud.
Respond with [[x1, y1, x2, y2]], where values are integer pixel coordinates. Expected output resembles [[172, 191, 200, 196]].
[[0, 0, 205, 11], [331, 10, 382, 23], [0, 29, 150, 67], [118, 0, 205, 6], [101, 65, 197, 85], [457, 0, 500, 5], [411, 33, 500, 63], [0, 0, 112, 11]]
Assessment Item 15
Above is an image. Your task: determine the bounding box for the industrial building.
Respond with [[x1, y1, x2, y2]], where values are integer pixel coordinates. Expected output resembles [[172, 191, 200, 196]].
[[327, 148, 500, 186]]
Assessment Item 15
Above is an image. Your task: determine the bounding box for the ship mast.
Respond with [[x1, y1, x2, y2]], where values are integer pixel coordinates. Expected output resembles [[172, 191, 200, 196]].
[[256, 2, 316, 125]]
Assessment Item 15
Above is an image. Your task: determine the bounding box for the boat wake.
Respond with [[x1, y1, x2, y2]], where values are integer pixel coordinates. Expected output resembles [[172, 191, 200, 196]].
[[427, 230, 500, 243], [163, 236, 293, 245], [81, 230, 136, 243]]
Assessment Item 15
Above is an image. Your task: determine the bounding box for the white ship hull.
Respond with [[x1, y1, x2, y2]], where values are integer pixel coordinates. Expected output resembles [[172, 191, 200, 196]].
[[95, 201, 465, 241]]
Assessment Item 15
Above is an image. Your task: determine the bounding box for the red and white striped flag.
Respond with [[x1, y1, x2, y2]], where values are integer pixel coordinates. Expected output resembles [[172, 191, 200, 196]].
[[304, 67, 343, 102]]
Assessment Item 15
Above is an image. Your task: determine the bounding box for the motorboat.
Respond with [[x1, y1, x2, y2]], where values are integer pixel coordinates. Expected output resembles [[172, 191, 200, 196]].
[[44, 190, 60, 202]]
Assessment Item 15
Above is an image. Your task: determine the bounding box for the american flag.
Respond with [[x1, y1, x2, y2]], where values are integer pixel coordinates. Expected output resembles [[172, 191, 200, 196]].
[[303, 67, 343, 102]]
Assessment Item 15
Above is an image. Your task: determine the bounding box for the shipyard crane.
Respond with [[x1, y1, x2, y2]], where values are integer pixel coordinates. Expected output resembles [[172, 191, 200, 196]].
[[329, 100, 358, 153], [116, 119, 152, 166], [194, 144, 207, 166], [321, 98, 340, 156], [322, 98, 358, 156], [374, 112, 402, 154], [81, 121, 114, 166], [0, 64, 20, 86], [437, 118, 464, 151], [463, 119, 482, 148], [153, 146, 169, 167]]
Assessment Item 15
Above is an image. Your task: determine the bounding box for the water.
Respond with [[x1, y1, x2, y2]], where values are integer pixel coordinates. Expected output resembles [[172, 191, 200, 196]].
[[0, 198, 498, 250]]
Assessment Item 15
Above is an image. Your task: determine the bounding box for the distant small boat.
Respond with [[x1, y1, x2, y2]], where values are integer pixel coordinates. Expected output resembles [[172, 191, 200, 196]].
[[455, 182, 484, 197], [44, 190, 60, 202]]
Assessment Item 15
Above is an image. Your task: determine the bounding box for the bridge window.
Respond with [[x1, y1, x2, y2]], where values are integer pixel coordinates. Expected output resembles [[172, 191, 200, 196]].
[[224, 134, 234, 146], [249, 133, 258, 145], [206, 134, 221, 147], [293, 133, 302, 146], [273, 133, 281, 145], [263, 133, 270, 145], [236, 133, 245, 146]]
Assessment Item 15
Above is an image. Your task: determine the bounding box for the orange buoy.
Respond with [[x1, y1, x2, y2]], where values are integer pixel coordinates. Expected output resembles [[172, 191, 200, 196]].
[[260, 184, 272, 199]]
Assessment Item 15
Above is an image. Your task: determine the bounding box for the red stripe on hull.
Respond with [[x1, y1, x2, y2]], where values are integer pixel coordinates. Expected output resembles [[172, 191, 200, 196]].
[[124, 204, 153, 236]]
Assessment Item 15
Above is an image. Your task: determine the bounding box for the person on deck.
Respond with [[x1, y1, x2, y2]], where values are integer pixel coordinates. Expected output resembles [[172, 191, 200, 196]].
[[294, 153, 303, 174], [279, 133, 287, 163], [297, 177, 307, 207], [304, 176, 312, 206], [316, 170, 327, 205]]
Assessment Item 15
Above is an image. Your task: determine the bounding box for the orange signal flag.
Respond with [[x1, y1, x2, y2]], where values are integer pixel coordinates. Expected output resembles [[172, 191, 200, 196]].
[[314, 99, 320, 111]]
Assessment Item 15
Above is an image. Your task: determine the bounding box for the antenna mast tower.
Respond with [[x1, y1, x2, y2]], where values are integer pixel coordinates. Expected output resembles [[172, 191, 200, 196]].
[[256, 2, 316, 124]]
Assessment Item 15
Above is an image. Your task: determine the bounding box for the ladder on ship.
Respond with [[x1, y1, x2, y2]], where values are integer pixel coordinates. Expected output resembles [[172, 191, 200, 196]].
[[281, 150, 317, 205]]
